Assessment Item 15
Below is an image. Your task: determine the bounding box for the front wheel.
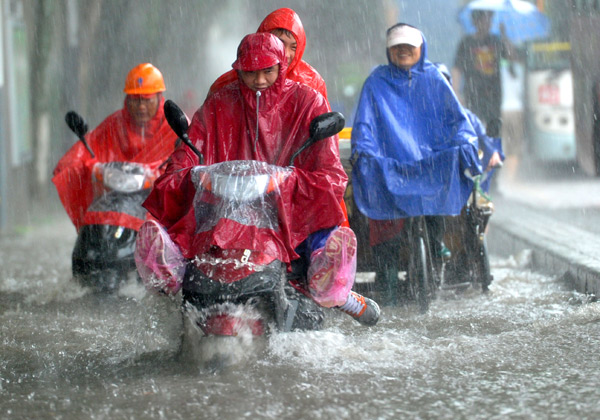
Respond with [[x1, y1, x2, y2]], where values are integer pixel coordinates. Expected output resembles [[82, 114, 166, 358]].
[[411, 235, 431, 313], [472, 237, 492, 292]]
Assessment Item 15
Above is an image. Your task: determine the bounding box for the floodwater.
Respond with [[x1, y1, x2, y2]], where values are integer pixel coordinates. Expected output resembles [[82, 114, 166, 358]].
[[1, 217, 599, 420]]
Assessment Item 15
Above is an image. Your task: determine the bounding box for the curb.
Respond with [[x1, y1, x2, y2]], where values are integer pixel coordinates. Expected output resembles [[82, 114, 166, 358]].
[[487, 198, 600, 298]]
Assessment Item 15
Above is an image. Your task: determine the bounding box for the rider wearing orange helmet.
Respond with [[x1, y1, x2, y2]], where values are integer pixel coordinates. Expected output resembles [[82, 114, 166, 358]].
[[53, 63, 179, 231]]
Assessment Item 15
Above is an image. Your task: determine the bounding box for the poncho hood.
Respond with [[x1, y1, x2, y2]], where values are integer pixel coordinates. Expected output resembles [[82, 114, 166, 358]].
[[207, 8, 328, 100], [256, 8, 306, 76]]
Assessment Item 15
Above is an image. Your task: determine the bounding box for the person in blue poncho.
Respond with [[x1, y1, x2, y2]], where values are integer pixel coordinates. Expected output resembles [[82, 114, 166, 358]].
[[351, 23, 482, 305]]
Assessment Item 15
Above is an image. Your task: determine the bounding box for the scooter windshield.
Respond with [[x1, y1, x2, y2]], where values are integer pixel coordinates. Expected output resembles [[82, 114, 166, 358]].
[[101, 162, 147, 193], [191, 161, 292, 232], [88, 162, 152, 219]]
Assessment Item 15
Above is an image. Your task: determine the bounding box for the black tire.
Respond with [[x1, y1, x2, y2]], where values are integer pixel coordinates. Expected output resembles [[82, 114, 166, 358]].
[[473, 237, 492, 292], [407, 219, 440, 313], [426, 231, 444, 294]]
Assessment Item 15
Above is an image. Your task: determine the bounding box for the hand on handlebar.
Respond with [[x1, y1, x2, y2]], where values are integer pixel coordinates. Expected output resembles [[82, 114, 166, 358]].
[[485, 151, 503, 172]]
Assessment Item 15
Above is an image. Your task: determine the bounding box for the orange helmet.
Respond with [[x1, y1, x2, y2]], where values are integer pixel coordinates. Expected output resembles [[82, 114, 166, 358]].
[[123, 63, 166, 95]]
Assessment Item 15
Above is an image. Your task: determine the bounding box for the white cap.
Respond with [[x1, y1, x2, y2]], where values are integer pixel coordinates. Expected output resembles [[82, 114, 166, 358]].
[[387, 25, 423, 48]]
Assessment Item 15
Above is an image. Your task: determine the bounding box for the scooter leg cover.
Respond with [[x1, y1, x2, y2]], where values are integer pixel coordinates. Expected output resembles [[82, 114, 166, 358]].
[[134, 220, 186, 295], [307, 227, 357, 308]]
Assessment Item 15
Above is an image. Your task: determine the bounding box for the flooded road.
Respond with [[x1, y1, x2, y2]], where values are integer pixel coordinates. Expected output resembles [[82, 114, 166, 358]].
[[1, 217, 599, 419]]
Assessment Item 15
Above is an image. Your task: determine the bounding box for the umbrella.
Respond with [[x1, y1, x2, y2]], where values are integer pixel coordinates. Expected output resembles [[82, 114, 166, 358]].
[[458, 0, 550, 43]]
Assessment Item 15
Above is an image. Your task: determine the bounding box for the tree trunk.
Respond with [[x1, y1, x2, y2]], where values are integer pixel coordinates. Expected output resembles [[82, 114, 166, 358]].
[[23, 0, 55, 200]]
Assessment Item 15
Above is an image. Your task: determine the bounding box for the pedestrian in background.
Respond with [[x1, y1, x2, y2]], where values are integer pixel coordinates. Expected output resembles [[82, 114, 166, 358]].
[[452, 10, 517, 125]]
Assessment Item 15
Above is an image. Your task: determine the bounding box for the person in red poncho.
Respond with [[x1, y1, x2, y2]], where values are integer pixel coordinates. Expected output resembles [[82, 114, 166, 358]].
[[207, 8, 351, 230], [52, 63, 179, 232], [140, 33, 379, 325], [207, 7, 327, 100]]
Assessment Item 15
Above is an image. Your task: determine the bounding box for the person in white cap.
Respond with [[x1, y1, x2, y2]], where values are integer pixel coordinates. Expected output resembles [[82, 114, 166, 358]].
[[385, 23, 424, 70], [351, 23, 482, 305]]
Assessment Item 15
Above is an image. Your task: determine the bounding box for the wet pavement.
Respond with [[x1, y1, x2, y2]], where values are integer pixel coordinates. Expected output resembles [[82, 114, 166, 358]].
[[488, 159, 600, 297], [2, 157, 600, 419], [2, 213, 599, 420]]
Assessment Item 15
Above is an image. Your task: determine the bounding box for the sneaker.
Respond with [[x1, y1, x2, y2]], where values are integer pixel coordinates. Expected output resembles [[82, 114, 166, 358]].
[[338, 291, 380, 326]]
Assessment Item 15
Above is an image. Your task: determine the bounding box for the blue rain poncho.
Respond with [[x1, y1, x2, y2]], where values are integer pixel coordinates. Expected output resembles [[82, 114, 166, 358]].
[[351, 30, 482, 220]]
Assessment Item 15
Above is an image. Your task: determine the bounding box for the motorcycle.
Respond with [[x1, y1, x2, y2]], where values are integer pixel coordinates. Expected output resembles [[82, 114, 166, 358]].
[[64, 111, 157, 292], [162, 100, 345, 362]]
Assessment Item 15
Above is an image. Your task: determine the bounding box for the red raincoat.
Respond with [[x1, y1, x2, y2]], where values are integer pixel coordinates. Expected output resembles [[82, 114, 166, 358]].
[[52, 96, 178, 231], [207, 8, 328, 100], [207, 9, 352, 228], [143, 34, 347, 264]]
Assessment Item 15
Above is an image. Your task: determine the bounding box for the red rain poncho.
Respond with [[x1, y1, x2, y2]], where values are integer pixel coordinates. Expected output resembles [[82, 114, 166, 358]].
[[52, 96, 179, 231], [207, 8, 353, 228], [207, 8, 328, 100], [143, 33, 347, 264]]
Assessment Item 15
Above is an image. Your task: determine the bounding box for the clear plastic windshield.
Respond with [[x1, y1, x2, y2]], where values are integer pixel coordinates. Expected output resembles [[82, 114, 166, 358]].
[[88, 162, 152, 217], [96, 162, 149, 193], [191, 160, 292, 232]]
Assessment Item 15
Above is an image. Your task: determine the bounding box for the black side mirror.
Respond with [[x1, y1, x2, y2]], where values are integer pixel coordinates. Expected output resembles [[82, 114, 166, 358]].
[[486, 117, 502, 138], [164, 99, 203, 163], [65, 111, 88, 138], [309, 112, 346, 142], [289, 112, 345, 166], [164, 99, 190, 140], [65, 111, 94, 158]]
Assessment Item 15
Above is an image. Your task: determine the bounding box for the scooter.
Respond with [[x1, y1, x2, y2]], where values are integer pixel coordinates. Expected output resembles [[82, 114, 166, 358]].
[[163, 101, 345, 353], [64, 111, 156, 292]]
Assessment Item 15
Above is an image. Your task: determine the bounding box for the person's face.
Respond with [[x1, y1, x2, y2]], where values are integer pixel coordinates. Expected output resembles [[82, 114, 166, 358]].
[[126, 93, 160, 126], [474, 13, 492, 34], [239, 65, 279, 92], [388, 44, 422, 70], [272, 30, 296, 66]]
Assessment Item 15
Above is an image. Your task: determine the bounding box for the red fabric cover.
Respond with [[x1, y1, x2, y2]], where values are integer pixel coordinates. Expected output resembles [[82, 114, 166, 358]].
[[83, 211, 148, 231], [143, 33, 347, 264], [52, 96, 179, 232], [207, 8, 328, 100], [202, 314, 265, 336], [369, 218, 405, 247]]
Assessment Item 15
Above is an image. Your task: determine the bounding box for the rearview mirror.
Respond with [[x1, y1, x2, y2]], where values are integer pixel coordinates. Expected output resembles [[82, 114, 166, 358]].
[[65, 111, 88, 138], [163, 99, 203, 163], [289, 112, 345, 166], [65, 111, 94, 158], [164, 99, 190, 140], [309, 112, 346, 142]]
